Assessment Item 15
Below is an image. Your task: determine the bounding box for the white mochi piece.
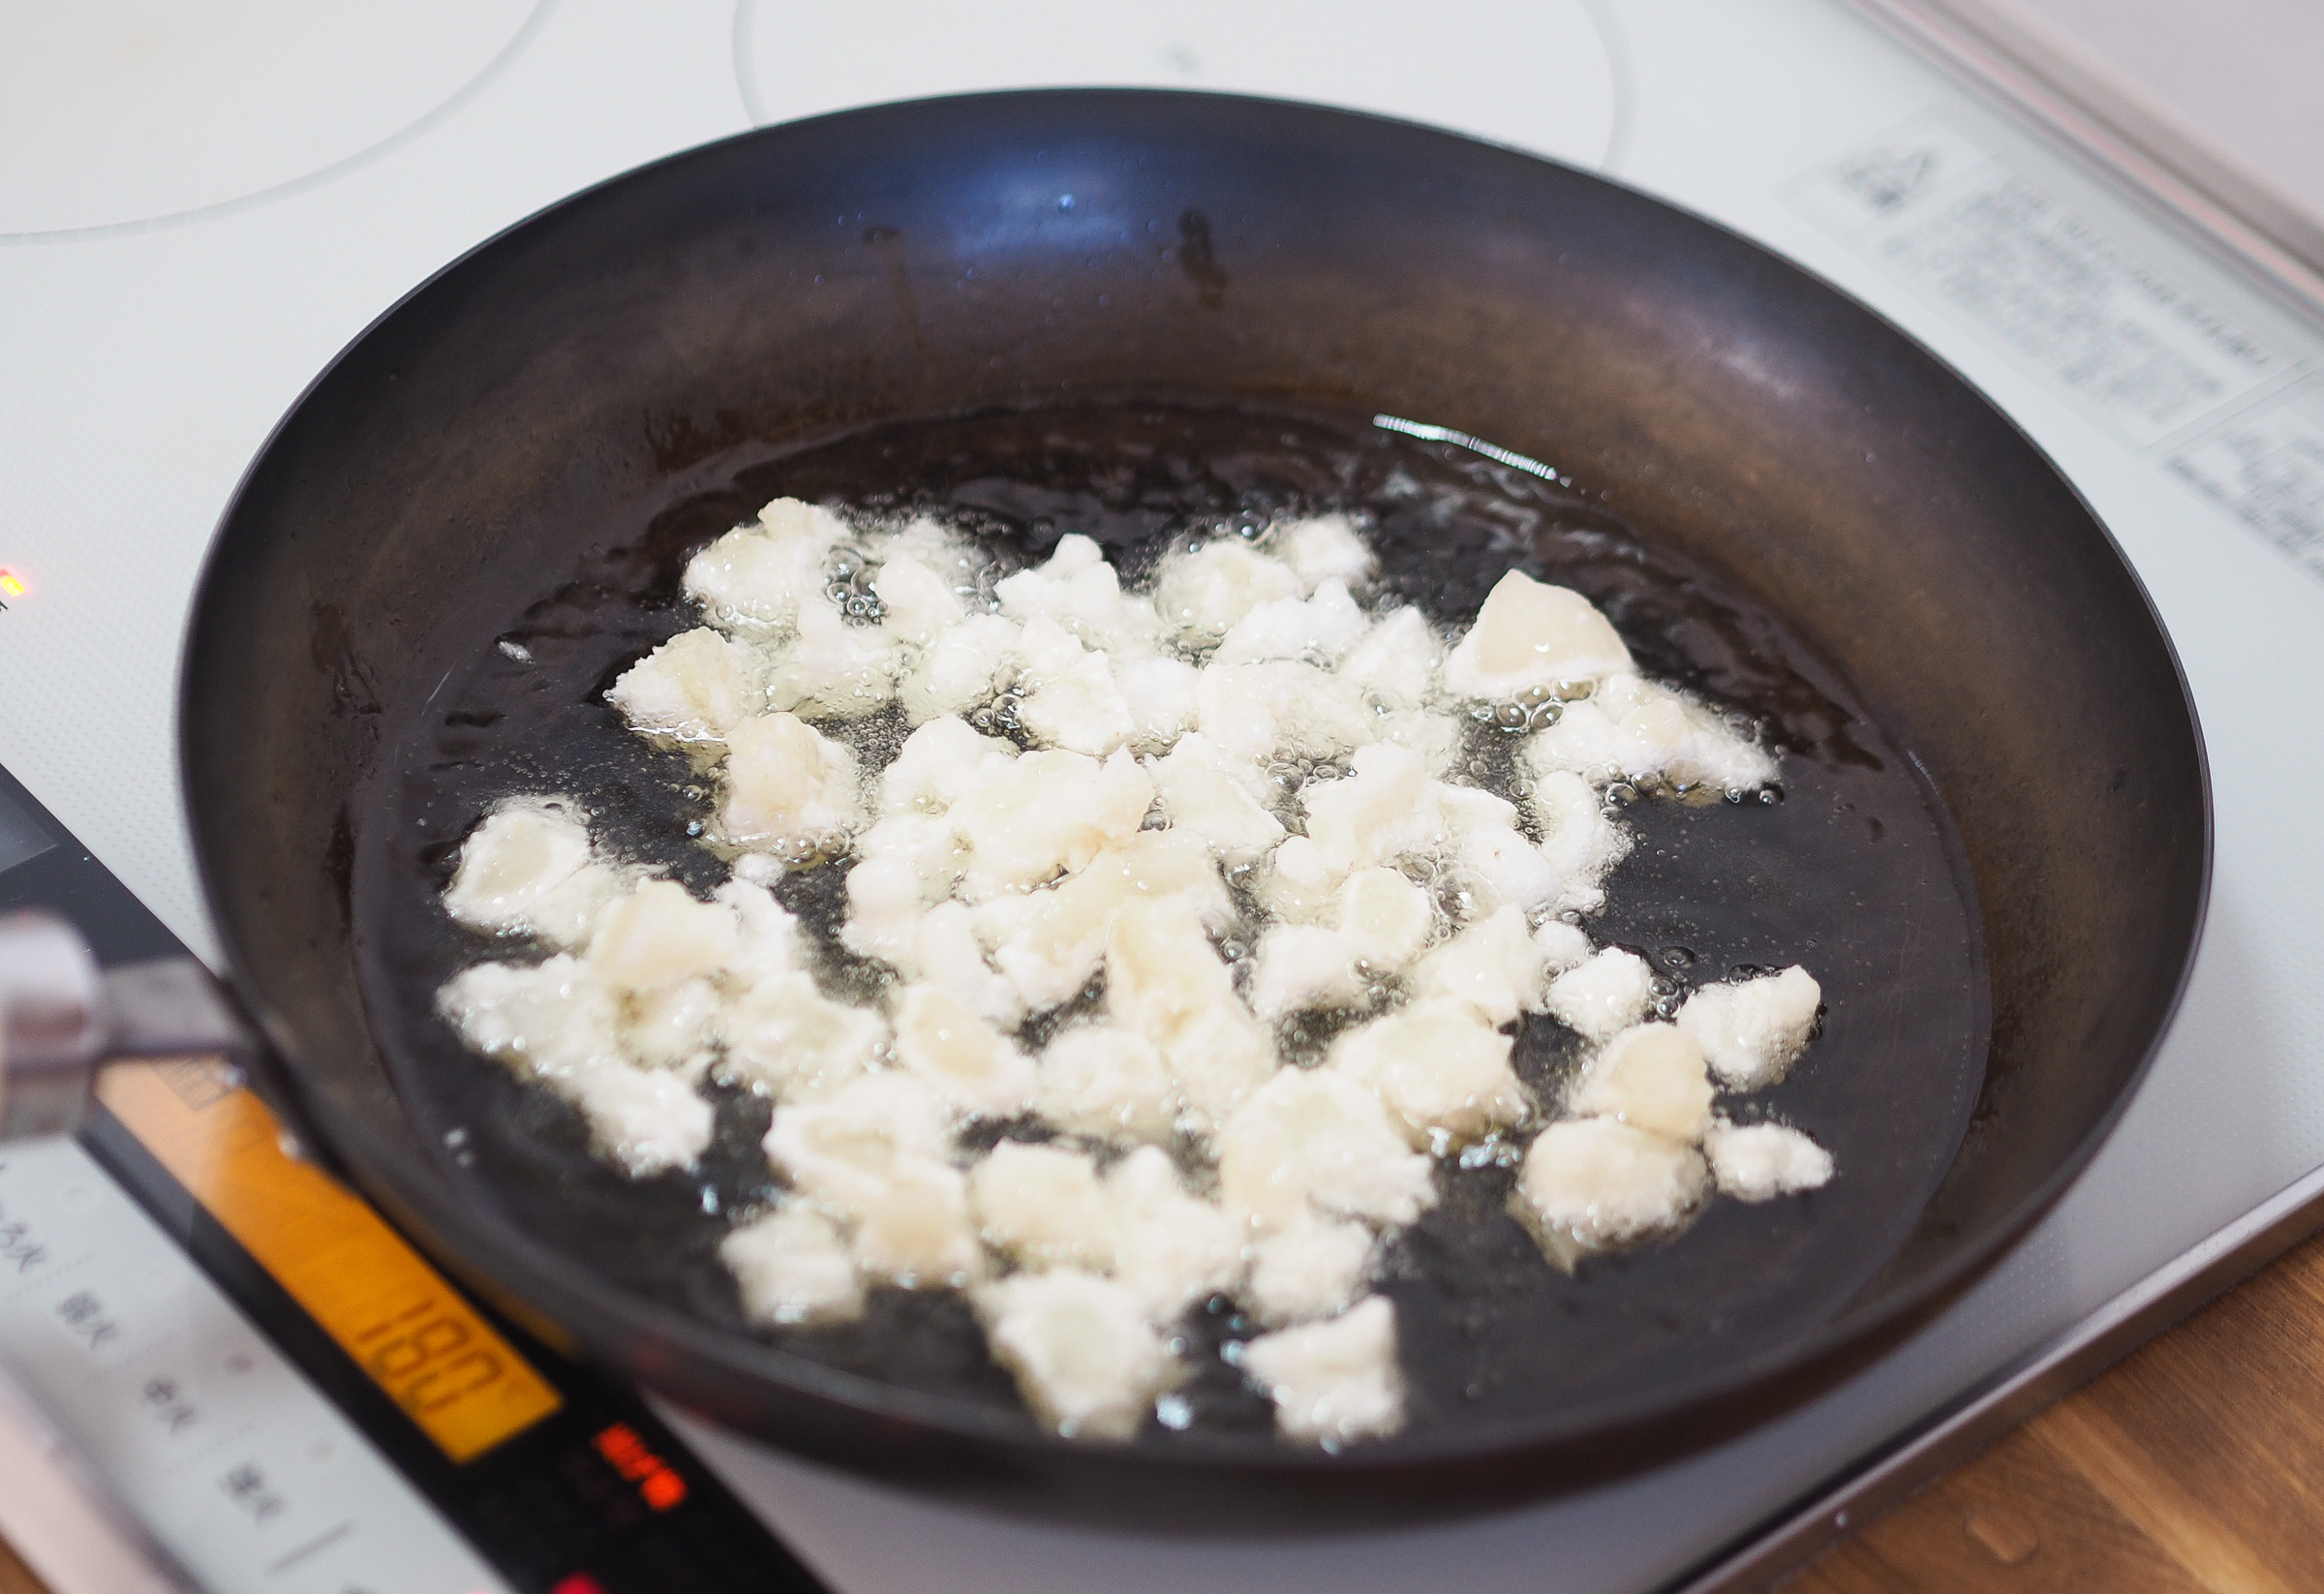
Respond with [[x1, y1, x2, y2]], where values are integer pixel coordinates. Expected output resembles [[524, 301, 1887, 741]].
[[849, 1157, 984, 1288], [605, 627, 763, 748], [1525, 674, 1778, 793], [1533, 918, 1593, 978], [1105, 1148, 1246, 1319], [1276, 514, 1377, 593], [1410, 905, 1550, 1027], [1217, 1068, 1437, 1228], [1677, 966, 1824, 1089], [1336, 867, 1436, 966], [1302, 742, 1444, 873], [870, 513, 978, 574], [1570, 1023, 1715, 1144], [1330, 999, 1530, 1150], [1011, 618, 1136, 755], [1103, 899, 1276, 1129], [1520, 695, 1635, 782], [1246, 1213, 1375, 1328], [1248, 866, 1435, 1019], [898, 612, 1021, 723], [855, 810, 967, 895], [556, 1061, 715, 1177], [1149, 732, 1285, 863], [1250, 835, 1347, 925], [1099, 895, 1234, 1034], [1372, 706, 1464, 778], [1192, 660, 1378, 765], [721, 971, 887, 1100], [850, 812, 948, 874], [1434, 782, 1519, 835], [714, 878, 805, 981], [523, 865, 628, 953], [442, 799, 621, 949], [1544, 947, 1656, 1042], [1446, 810, 1563, 923], [948, 748, 1154, 900], [969, 1142, 1116, 1272], [1705, 1121, 1835, 1201], [1212, 577, 1368, 666], [1337, 607, 1442, 710], [1153, 538, 1302, 646], [994, 534, 1165, 658], [721, 1204, 865, 1327], [878, 716, 1020, 816], [438, 955, 624, 1079], [974, 1272, 1178, 1440], [1188, 665, 1277, 764], [588, 879, 741, 994], [974, 829, 1229, 1014], [762, 1072, 952, 1215], [1037, 1024, 1178, 1145], [839, 813, 962, 969], [730, 852, 782, 887], [1114, 655, 1200, 751], [1442, 569, 1634, 699], [683, 497, 850, 632], [893, 985, 1036, 1116], [1240, 1296, 1405, 1444], [1247, 923, 1367, 1020], [622, 976, 720, 1074], [838, 880, 927, 981], [872, 552, 968, 647], [1515, 1118, 1707, 1263], [839, 866, 924, 973], [912, 901, 1025, 1029], [722, 712, 865, 861], [763, 601, 901, 719], [1529, 770, 1635, 915], [1158, 1005, 1281, 1136]]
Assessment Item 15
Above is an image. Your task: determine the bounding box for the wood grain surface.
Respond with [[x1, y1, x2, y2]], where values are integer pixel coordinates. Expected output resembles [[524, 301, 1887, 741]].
[[0, 1536, 47, 1594], [1781, 1224, 2324, 1592]]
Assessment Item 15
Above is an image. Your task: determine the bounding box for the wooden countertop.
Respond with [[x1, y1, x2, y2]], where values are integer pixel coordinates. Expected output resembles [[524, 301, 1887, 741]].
[[7, 1224, 2322, 1594], [1781, 1222, 2324, 1592], [0, 1540, 43, 1594]]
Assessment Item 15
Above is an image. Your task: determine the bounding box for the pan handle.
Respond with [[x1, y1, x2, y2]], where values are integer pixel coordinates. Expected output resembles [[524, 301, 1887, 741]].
[[0, 909, 261, 1141]]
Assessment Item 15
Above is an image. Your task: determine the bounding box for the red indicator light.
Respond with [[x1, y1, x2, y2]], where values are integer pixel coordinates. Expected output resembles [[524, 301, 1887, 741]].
[[591, 1422, 688, 1512], [549, 1576, 609, 1594], [0, 570, 24, 604]]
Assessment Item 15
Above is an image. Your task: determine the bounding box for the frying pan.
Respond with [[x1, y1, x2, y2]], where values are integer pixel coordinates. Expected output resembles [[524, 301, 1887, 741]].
[[176, 91, 2208, 1529]]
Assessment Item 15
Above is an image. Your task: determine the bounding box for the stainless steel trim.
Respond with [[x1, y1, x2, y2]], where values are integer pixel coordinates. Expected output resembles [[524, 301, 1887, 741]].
[[1847, 0, 2324, 324], [0, 912, 104, 1139], [103, 959, 255, 1064], [0, 912, 255, 1143]]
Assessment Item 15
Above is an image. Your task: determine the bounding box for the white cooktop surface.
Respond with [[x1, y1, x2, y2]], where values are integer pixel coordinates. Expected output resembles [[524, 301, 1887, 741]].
[[5, 3, 2324, 1591]]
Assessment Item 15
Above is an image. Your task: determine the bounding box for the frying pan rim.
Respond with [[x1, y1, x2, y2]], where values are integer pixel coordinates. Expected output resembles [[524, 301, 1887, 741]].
[[176, 86, 2216, 1480]]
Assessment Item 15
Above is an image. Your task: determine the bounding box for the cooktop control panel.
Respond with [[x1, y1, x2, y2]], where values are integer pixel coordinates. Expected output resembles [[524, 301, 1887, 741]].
[[0, 763, 827, 1594]]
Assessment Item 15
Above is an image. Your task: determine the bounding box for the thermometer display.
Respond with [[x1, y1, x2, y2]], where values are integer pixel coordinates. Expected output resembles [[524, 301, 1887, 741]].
[[97, 1060, 563, 1463]]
